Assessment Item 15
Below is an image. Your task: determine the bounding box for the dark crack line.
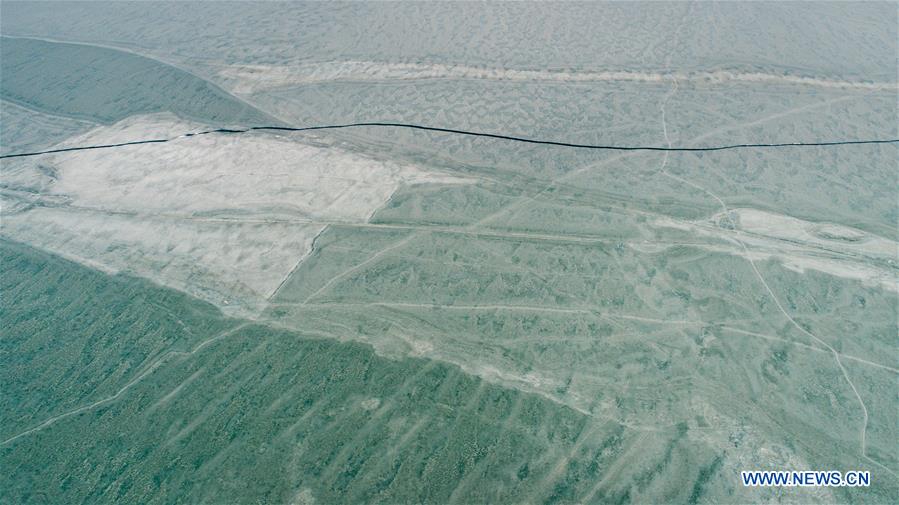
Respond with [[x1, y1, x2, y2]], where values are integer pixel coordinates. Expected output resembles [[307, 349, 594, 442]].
[[2, 122, 897, 159]]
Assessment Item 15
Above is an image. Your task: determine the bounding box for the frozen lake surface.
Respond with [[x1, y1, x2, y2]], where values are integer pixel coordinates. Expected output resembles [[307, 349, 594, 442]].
[[1, 3, 897, 503]]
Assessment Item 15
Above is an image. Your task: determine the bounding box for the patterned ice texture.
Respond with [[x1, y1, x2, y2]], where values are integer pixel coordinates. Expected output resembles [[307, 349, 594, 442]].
[[1, 3, 897, 504]]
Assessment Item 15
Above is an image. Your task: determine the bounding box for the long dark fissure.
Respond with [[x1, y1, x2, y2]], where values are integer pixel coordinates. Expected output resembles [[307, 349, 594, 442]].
[[2, 121, 897, 160]]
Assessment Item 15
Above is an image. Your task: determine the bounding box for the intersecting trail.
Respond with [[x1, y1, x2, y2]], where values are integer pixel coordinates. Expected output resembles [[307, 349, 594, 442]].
[[651, 64, 894, 478], [1, 122, 897, 159]]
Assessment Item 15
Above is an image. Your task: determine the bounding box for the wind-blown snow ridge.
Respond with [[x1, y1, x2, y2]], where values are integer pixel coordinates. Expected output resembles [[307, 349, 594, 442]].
[[217, 61, 899, 92]]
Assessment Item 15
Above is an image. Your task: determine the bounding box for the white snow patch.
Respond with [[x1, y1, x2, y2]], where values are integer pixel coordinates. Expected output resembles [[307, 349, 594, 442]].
[[730, 208, 897, 259], [215, 61, 897, 94], [651, 210, 898, 292], [2, 208, 321, 315], [50, 114, 468, 222], [2, 114, 472, 315]]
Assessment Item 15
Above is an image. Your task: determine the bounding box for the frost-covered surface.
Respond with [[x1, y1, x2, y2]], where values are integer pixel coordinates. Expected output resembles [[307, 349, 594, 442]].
[[0, 100, 95, 155], [46, 114, 468, 221], [650, 209, 898, 293], [1, 3, 897, 504], [216, 62, 897, 95], [2, 113, 471, 315], [2, 2, 895, 81]]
